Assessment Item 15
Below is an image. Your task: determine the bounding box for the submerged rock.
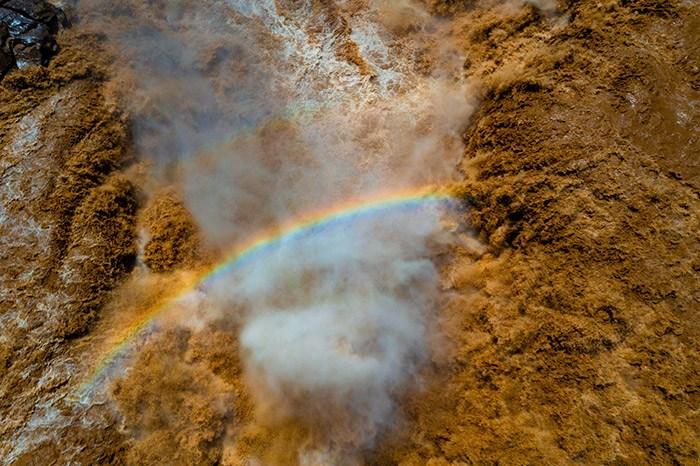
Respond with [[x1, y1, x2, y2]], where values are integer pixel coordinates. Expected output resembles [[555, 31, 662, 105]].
[[0, 0, 68, 76]]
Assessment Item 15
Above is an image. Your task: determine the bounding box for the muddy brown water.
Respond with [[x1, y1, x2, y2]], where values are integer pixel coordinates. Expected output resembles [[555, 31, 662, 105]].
[[0, 1, 698, 465]]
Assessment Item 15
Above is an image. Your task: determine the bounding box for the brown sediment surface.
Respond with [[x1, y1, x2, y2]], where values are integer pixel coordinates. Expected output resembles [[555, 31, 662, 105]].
[[140, 188, 203, 272], [1, 0, 699, 464], [111, 327, 237, 465], [379, 1, 700, 464], [0, 30, 137, 463]]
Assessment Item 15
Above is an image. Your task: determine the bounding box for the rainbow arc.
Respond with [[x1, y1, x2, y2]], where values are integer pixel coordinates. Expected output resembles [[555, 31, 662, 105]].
[[74, 185, 458, 399]]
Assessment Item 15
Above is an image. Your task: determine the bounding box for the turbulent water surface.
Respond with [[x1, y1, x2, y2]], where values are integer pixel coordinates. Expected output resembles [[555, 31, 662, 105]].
[[0, 0, 698, 465]]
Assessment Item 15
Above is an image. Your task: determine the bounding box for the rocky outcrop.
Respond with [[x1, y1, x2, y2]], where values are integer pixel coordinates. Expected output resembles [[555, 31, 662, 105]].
[[0, 0, 68, 76]]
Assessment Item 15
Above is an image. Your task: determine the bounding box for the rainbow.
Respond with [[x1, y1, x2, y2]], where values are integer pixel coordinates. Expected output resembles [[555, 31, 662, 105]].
[[73, 185, 458, 400]]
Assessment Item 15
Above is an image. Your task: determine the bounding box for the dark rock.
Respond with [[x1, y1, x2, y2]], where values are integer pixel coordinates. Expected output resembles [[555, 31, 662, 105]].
[[2, 0, 68, 32], [0, 0, 68, 76], [0, 23, 12, 75]]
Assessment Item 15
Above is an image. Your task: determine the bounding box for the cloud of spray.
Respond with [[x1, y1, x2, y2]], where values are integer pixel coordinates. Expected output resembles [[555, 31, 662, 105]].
[[76, 0, 475, 462], [230, 207, 443, 450], [523, 0, 557, 13], [370, 0, 431, 33]]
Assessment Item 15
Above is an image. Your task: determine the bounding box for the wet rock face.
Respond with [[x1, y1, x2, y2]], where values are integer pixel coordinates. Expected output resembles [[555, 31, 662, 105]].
[[0, 0, 68, 76]]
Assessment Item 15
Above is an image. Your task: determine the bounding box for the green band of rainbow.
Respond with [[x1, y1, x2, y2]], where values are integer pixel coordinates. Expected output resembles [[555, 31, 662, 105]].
[[73, 185, 458, 401]]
